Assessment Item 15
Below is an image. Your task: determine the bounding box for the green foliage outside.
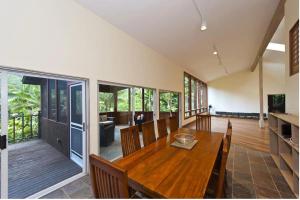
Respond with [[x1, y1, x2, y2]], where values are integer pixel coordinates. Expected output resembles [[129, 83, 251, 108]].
[[117, 89, 129, 111], [99, 92, 114, 112], [134, 88, 143, 111], [184, 76, 189, 110], [99, 88, 154, 113], [7, 74, 41, 143], [144, 89, 153, 112], [160, 92, 178, 112]]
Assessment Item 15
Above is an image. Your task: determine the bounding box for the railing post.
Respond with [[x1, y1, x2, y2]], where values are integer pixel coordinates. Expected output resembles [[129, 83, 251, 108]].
[[13, 116, 16, 143], [21, 113, 24, 141], [30, 113, 33, 139], [38, 111, 41, 138]]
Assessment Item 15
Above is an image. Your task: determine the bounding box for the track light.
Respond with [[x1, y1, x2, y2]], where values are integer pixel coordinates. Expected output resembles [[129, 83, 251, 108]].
[[200, 21, 207, 31], [192, 0, 207, 31]]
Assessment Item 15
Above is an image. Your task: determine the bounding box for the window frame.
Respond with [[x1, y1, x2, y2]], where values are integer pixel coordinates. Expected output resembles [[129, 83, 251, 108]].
[[47, 79, 69, 124], [184, 72, 208, 119], [289, 20, 299, 76]]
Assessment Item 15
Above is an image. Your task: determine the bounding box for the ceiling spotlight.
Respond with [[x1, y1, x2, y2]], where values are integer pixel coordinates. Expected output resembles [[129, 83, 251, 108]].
[[200, 21, 207, 31], [192, 0, 207, 31], [213, 51, 218, 55]]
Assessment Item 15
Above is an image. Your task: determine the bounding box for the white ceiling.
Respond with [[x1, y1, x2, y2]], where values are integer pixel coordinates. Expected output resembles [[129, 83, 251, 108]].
[[75, 0, 280, 81]]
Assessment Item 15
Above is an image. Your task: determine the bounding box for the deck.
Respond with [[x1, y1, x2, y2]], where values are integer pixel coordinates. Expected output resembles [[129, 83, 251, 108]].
[[1, 139, 82, 198]]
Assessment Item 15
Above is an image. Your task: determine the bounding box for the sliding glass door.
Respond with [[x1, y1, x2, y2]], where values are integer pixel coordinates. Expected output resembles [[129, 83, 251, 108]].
[[0, 70, 87, 198], [0, 71, 8, 199]]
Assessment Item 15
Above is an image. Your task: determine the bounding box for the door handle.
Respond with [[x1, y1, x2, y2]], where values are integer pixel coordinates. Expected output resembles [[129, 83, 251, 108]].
[[0, 135, 7, 150], [82, 122, 86, 132]]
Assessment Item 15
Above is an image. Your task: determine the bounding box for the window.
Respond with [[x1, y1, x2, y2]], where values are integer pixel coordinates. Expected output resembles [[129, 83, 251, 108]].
[[159, 91, 179, 112], [144, 89, 154, 112], [184, 72, 207, 118], [134, 88, 143, 112], [191, 78, 196, 115], [117, 88, 129, 111], [184, 74, 190, 118], [99, 92, 114, 112], [48, 80, 57, 120], [290, 20, 299, 76], [57, 80, 68, 123]]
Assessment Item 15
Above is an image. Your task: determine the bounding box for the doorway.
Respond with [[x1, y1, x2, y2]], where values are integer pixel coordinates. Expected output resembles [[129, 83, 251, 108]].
[[0, 69, 88, 199], [98, 82, 156, 161]]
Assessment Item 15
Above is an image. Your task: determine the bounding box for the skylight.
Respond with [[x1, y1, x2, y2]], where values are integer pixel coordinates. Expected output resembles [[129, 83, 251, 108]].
[[266, 42, 285, 52]]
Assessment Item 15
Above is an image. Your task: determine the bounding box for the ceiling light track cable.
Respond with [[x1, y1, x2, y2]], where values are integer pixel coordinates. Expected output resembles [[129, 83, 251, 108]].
[[192, 0, 207, 31]]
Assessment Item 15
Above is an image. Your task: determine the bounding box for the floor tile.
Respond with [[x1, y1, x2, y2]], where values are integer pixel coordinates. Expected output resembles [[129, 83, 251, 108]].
[[279, 191, 296, 199], [69, 185, 94, 199], [254, 185, 281, 199], [232, 179, 256, 199], [248, 154, 265, 164], [62, 178, 90, 195], [233, 171, 253, 183], [41, 189, 69, 199]]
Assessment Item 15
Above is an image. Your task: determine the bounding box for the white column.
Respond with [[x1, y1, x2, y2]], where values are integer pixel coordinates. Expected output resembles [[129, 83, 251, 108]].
[[259, 57, 264, 128]]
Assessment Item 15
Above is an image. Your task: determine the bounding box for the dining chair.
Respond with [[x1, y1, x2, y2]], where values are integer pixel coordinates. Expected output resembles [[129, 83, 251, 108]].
[[157, 118, 168, 139], [196, 114, 211, 132], [120, 125, 141, 157], [89, 154, 129, 198], [169, 116, 178, 133], [215, 137, 229, 198], [141, 121, 156, 146], [205, 137, 229, 198], [226, 119, 232, 150]]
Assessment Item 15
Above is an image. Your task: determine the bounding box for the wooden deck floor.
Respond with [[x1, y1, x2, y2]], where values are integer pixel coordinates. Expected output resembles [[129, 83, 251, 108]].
[[0, 139, 82, 198], [184, 117, 270, 152]]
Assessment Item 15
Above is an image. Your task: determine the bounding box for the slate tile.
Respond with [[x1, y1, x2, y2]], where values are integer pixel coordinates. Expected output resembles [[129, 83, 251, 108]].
[[254, 185, 280, 199], [41, 189, 69, 199]]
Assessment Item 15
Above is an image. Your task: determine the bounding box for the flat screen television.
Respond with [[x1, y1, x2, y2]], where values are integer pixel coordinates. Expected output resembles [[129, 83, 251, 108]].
[[268, 94, 285, 113]]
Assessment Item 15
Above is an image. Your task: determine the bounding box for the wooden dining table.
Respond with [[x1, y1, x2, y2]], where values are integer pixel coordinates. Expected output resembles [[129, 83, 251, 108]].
[[114, 128, 224, 198]]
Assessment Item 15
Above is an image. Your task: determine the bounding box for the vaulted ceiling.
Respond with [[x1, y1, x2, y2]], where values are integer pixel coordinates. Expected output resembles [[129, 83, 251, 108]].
[[75, 0, 280, 81]]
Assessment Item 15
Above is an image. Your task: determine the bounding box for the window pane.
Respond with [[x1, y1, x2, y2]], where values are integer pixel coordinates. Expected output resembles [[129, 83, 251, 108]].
[[159, 92, 169, 112], [159, 92, 178, 112], [134, 88, 142, 112], [191, 79, 196, 111], [48, 80, 57, 120], [170, 92, 178, 112], [57, 80, 68, 123], [99, 92, 114, 112], [117, 89, 129, 111], [197, 81, 200, 109], [144, 89, 154, 112], [184, 75, 190, 112]]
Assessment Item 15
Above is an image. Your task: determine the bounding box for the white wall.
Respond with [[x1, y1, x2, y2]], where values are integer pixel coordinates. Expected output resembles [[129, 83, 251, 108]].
[[0, 0, 197, 155], [284, 0, 299, 115], [208, 62, 285, 114]]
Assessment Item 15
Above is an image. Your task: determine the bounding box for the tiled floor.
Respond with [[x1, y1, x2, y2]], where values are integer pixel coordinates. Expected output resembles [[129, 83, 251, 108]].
[[41, 176, 93, 199], [225, 144, 295, 199], [41, 144, 296, 199]]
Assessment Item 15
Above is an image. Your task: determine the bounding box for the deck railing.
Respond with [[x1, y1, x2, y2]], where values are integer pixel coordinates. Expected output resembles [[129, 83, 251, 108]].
[[8, 111, 41, 144]]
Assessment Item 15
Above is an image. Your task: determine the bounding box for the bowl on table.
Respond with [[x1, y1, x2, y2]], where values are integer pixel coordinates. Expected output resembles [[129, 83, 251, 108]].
[[174, 133, 195, 145]]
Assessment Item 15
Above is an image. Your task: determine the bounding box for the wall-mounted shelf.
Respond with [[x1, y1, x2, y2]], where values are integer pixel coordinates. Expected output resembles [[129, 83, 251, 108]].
[[269, 113, 299, 197]]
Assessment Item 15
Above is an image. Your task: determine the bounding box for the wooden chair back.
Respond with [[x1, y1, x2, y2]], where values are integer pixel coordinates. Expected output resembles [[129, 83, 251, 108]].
[[141, 121, 156, 146], [120, 125, 141, 157], [196, 114, 211, 132], [169, 116, 178, 133], [215, 137, 229, 198], [89, 154, 129, 198], [226, 119, 232, 151], [157, 118, 168, 139]]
